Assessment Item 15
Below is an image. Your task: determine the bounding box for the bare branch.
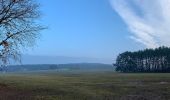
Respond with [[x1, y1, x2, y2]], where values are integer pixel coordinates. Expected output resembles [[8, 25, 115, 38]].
[[0, 0, 45, 65]]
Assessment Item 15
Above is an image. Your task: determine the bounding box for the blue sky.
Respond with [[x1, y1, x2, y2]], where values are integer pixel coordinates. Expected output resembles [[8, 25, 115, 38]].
[[27, 0, 148, 61]]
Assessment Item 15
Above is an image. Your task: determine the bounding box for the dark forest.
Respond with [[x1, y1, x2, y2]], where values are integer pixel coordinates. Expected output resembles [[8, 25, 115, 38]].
[[114, 46, 170, 72]]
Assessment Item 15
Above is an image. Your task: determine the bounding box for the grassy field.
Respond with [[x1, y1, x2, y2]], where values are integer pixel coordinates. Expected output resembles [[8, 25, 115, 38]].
[[0, 71, 169, 100]]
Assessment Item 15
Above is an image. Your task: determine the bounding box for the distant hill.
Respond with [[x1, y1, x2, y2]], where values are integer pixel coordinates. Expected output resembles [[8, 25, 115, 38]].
[[17, 55, 113, 64], [2, 63, 114, 72]]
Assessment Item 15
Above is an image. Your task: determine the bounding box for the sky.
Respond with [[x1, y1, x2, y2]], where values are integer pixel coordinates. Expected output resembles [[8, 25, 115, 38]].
[[26, 0, 169, 63], [110, 0, 170, 48]]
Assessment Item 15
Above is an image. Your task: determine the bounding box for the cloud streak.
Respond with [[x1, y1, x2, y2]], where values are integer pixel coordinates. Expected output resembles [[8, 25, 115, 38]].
[[110, 0, 170, 48]]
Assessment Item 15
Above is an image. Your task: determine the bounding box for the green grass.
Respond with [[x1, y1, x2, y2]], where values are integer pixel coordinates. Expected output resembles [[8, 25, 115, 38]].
[[0, 71, 169, 100]]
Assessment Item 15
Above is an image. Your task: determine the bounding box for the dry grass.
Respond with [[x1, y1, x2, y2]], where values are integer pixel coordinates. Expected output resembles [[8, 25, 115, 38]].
[[0, 71, 169, 100]]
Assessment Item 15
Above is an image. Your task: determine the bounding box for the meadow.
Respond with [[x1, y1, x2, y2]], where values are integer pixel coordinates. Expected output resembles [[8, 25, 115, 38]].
[[0, 71, 169, 100]]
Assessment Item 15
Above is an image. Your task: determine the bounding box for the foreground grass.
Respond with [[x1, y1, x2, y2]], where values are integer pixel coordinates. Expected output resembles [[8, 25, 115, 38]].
[[0, 71, 169, 100]]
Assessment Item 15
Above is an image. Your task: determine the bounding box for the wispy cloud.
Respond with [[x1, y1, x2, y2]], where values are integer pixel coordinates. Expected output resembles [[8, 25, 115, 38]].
[[110, 0, 170, 48]]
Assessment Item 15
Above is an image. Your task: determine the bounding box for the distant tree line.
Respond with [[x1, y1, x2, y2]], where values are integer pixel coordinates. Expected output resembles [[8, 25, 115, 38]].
[[114, 46, 170, 73]]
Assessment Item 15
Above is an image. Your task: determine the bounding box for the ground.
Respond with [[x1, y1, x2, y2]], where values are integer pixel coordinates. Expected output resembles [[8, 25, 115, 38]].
[[0, 71, 169, 100]]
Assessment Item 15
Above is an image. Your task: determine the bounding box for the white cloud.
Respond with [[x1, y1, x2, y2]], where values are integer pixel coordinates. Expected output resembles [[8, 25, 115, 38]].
[[110, 0, 170, 48]]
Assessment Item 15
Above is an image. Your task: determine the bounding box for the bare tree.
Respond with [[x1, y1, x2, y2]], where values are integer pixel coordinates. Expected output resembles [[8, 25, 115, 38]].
[[0, 0, 44, 65]]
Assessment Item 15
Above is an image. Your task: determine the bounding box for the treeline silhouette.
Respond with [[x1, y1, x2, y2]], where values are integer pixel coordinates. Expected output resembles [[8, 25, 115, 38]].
[[114, 46, 170, 73]]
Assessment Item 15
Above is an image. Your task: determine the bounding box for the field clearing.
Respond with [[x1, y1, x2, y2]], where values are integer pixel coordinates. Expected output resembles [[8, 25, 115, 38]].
[[0, 71, 169, 100]]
